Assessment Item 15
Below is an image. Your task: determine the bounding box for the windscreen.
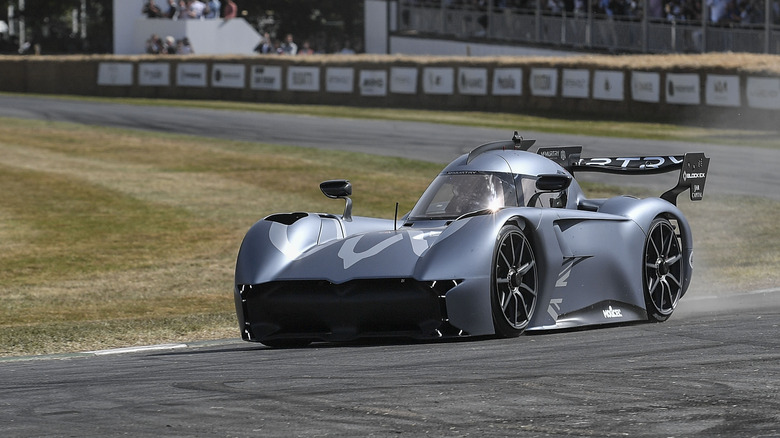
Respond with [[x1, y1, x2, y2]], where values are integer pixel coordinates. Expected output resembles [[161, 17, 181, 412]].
[[409, 172, 518, 220]]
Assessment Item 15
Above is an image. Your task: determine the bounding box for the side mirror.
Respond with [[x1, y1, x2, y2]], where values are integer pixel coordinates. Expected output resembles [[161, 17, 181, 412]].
[[528, 174, 571, 208], [320, 179, 352, 199], [320, 180, 352, 221], [536, 174, 571, 192]]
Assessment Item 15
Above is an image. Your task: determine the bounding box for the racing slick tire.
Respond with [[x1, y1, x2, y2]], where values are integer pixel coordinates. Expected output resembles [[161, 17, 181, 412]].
[[643, 217, 684, 322], [491, 223, 538, 337]]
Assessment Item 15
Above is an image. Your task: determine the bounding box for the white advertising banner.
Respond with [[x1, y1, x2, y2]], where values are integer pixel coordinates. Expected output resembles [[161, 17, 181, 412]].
[[492, 68, 522, 96], [326, 67, 354, 93], [359, 70, 388, 96], [250, 65, 282, 91], [177, 63, 207, 87], [287, 66, 320, 92], [746, 77, 780, 110], [212, 64, 245, 89], [138, 63, 170, 86], [705, 75, 741, 107], [592, 70, 624, 101], [530, 68, 557, 97], [97, 62, 133, 86], [666, 73, 700, 105], [390, 67, 418, 94], [631, 71, 661, 103], [423, 67, 454, 95], [458, 67, 488, 95], [562, 69, 589, 99]]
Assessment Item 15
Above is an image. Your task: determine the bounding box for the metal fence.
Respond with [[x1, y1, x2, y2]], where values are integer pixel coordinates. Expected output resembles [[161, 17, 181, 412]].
[[397, 1, 780, 54]]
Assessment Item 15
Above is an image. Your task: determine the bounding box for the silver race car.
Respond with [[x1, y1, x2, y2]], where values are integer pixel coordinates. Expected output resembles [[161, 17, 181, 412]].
[[234, 132, 710, 347]]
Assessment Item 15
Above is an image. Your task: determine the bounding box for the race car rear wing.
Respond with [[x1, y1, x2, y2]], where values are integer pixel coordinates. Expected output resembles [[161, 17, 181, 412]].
[[537, 145, 710, 205]]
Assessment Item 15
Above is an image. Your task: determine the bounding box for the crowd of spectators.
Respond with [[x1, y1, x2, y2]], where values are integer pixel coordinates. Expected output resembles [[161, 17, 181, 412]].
[[142, 0, 239, 55], [142, 0, 238, 21], [404, 0, 780, 24], [145, 30, 357, 56], [141, 1, 359, 56], [252, 33, 358, 56], [145, 34, 194, 54]]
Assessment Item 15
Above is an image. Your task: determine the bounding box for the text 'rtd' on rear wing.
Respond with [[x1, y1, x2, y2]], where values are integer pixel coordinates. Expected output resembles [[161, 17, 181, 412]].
[[537, 146, 710, 206]]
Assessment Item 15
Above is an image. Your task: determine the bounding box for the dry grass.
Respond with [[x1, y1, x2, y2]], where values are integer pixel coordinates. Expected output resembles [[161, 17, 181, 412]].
[[0, 117, 436, 357], [0, 116, 777, 357]]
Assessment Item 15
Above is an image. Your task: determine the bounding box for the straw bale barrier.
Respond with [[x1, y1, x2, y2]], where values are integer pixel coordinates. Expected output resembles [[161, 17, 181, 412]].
[[1, 53, 778, 127]]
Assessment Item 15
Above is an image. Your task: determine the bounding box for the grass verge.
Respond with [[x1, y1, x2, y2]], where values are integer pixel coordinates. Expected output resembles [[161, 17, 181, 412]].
[[0, 115, 777, 357]]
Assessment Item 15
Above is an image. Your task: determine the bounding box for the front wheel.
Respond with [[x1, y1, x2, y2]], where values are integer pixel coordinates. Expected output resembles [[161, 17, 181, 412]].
[[643, 217, 684, 322], [491, 224, 538, 337]]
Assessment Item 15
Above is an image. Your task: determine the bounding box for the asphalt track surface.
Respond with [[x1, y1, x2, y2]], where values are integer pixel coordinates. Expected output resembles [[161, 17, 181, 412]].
[[1, 293, 779, 437], [1, 95, 779, 437]]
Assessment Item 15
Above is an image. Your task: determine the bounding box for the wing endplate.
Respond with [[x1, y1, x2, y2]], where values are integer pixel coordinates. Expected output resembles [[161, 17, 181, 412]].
[[660, 152, 710, 205], [536, 146, 583, 171]]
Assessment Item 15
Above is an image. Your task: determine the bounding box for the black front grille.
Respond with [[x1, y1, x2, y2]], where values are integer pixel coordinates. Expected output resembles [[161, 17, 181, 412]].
[[238, 278, 461, 342]]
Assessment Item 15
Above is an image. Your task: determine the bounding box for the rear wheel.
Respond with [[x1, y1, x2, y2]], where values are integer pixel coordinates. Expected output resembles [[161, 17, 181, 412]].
[[643, 217, 684, 322], [491, 224, 538, 337]]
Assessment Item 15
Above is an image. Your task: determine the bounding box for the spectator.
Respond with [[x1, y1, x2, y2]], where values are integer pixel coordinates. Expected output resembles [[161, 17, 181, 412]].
[[177, 0, 190, 19], [707, 0, 729, 22], [574, 0, 586, 16], [206, 0, 221, 18], [737, 0, 762, 24], [188, 0, 208, 19], [164, 0, 179, 18], [281, 34, 297, 55], [597, 0, 614, 15], [298, 40, 314, 55], [223, 0, 238, 19], [339, 40, 356, 54], [177, 37, 194, 54], [665, 0, 685, 20], [546, 0, 564, 13], [164, 35, 177, 54], [145, 33, 164, 54], [254, 32, 274, 54], [725, 0, 742, 22], [649, 0, 664, 18], [142, 0, 164, 18]]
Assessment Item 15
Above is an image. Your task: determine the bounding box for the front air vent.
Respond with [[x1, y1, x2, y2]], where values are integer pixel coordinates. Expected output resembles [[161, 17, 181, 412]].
[[265, 212, 308, 225]]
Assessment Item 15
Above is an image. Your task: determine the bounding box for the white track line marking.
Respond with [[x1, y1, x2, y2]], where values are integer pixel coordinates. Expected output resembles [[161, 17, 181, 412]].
[[86, 343, 188, 356]]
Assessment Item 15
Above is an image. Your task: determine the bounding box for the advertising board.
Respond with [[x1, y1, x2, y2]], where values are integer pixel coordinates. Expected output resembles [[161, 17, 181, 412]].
[[97, 63, 133, 86], [138, 63, 170, 86], [492, 68, 523, 96], [631, 71, 660, 103], [251, 65, 283, 91], [287, 66, 320, 92], [530, 68, 557, 97], [360, 70, 388, 96], [177, 63, 208, 87]]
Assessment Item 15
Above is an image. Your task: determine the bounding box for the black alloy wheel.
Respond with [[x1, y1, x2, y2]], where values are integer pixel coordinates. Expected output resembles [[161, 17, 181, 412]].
[[491, 224, 538, 337], [643, 217, 684, 322]]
